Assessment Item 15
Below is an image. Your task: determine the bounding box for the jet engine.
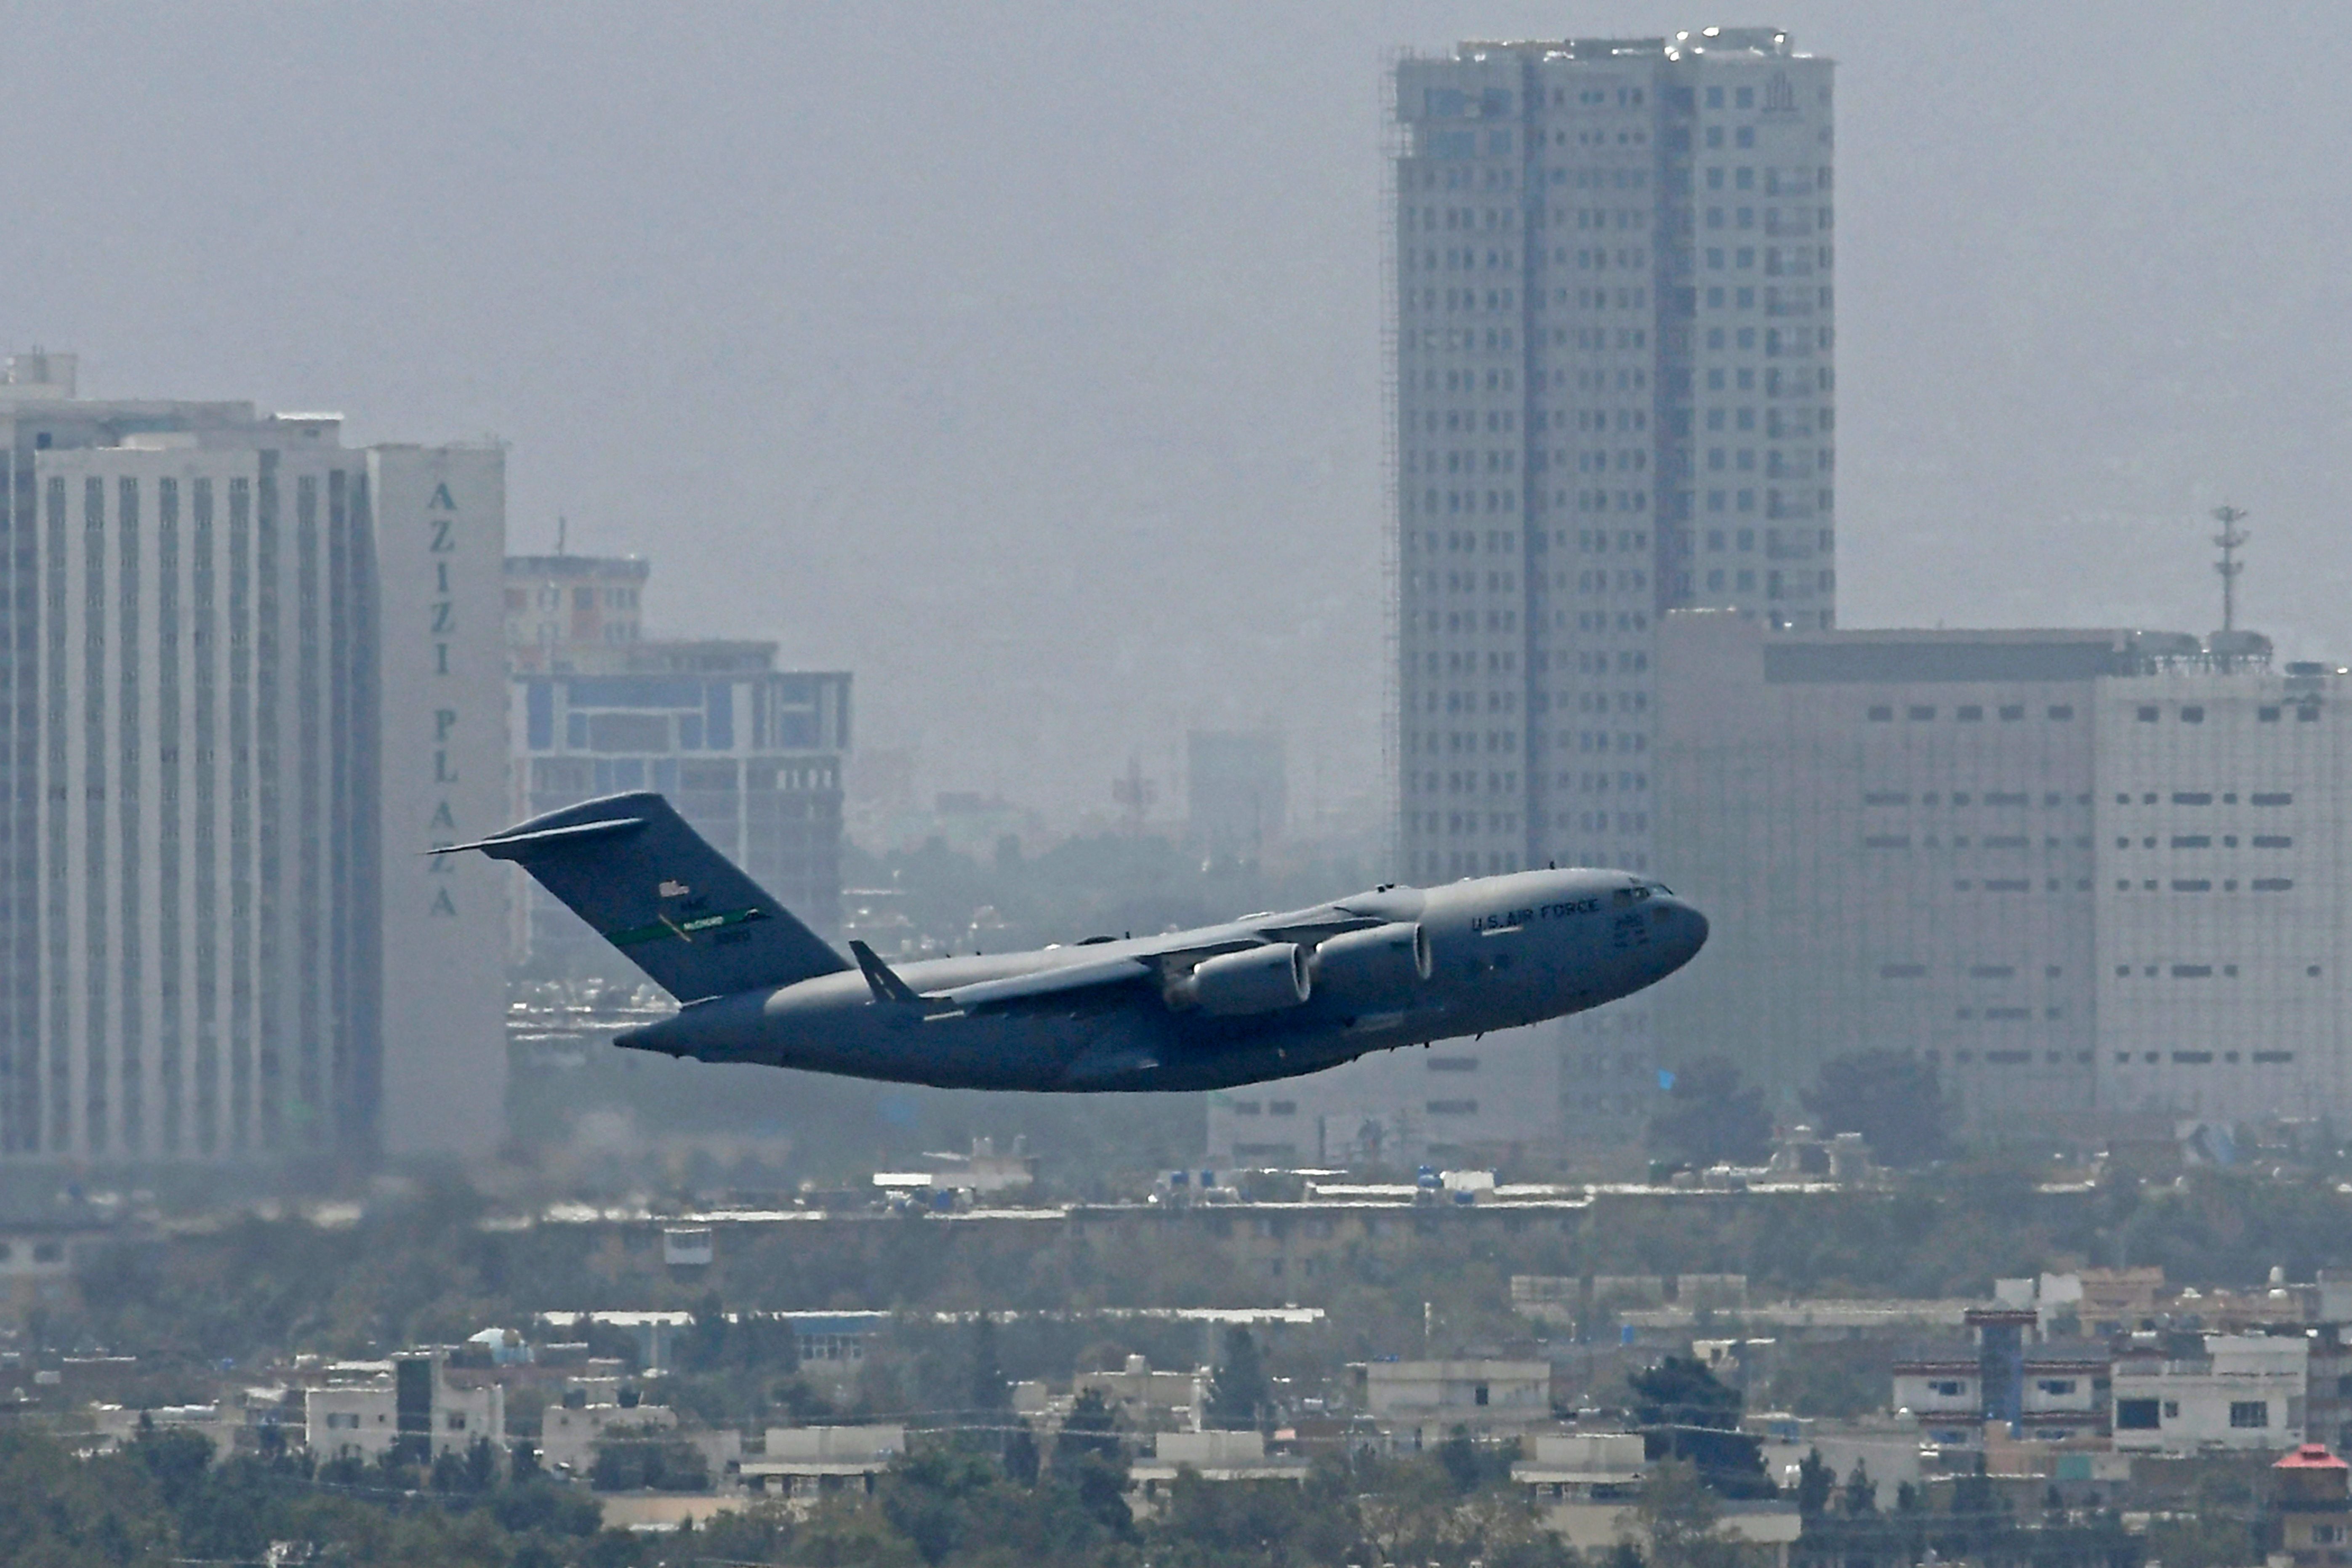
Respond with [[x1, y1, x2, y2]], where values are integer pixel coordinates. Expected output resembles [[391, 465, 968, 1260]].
[[1308, 922, 1431, 1005], [1169, 943, 1312, 1015]]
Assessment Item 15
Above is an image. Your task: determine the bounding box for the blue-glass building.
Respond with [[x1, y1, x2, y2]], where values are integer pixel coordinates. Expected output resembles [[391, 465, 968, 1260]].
[[506, 557, 849, 973]]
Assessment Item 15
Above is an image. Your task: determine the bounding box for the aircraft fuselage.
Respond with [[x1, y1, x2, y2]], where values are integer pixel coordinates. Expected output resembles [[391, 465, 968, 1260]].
[[617, 868, 1707, 1091]]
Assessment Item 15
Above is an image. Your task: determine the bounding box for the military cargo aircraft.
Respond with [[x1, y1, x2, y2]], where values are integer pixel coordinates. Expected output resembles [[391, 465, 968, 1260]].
[[439, 791, 1707, 1092]]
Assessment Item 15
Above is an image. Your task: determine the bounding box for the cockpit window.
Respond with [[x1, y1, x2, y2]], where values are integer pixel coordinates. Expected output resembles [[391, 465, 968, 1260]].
[[1612, 882, 1674, 906]]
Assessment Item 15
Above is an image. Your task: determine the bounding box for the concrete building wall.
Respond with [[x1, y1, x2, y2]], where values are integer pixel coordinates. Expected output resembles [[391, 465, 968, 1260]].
[[1654, 611, 2104, 1123], [373, 446, 509, 1159], [22, 439, 383, 1161], [2091, 670, 2352, 1124], [1656, 610, 2352, 1131]]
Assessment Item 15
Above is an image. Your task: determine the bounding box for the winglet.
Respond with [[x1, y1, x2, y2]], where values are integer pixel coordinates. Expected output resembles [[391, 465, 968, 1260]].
[[848, 940, 922, 1004]]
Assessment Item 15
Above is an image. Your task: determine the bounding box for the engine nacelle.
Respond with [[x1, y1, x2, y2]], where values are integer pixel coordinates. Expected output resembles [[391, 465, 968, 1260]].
[[1308, 922, 1431, 1006], [1169, 943, 1312, 1016]]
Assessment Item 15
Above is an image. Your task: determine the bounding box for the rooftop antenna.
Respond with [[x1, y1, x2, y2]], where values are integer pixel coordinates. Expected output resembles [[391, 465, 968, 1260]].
[[2211, 505, 2249, 632], [556, 515, 567, 556]]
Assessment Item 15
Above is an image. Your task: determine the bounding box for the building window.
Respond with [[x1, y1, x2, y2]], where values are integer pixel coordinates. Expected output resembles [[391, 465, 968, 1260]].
[[2229, 1400, 2271, 1429], [2048, 705, 2075, 721]]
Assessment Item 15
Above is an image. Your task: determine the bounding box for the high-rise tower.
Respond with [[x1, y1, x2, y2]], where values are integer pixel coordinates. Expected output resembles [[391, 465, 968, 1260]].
[[1393, 27, 1835, 885], [0, 354, 509, 1165]]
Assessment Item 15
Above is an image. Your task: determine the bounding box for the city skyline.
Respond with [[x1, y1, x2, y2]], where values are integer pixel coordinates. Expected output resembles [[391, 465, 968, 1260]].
[[3, 2, 2344, 824]]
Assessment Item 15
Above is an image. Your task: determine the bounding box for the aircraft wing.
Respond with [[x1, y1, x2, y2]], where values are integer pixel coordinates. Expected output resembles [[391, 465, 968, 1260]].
[[927, 911, 1390, 1011], [854, 907, 1396, 1016], [932, 955, 1156, 1012]]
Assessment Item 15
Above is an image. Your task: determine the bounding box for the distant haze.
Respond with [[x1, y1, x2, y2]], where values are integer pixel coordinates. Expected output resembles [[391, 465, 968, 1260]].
[[10, 1, 2349, 831]]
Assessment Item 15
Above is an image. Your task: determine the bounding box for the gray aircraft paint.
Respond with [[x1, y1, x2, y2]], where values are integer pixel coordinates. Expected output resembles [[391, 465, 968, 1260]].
[[442, 791, 1707, 1093]]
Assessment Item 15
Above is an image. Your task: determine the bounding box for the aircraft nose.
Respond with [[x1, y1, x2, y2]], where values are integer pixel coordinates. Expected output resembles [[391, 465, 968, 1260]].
[[1659, 898, 1709, 965]]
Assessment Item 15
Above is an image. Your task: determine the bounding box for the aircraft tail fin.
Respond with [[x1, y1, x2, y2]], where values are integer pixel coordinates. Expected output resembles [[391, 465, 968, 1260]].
[[437, 791, 849, 1002]]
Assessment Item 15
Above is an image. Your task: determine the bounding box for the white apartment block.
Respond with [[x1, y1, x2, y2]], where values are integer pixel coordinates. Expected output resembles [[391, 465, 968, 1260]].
[[0, 352, 508, 1163], [2112, 1335, 2308, 1453], [304, 1354, 504, 1464], [1392, 30, 1833, 1147], [1657, 611, 2352, 1130]]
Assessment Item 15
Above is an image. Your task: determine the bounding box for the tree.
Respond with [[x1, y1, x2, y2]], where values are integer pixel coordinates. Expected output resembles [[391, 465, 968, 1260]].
[[1801, 1050, 1950, 1167], [1055, 1388, 1122, 1466], [1840, 1458, 1877, 1517], [965, 1311, 1008, 1416], [1051, 1388, 1132, 1537], [1649, 1058, 1773, 1169], [1628, 1356, 1742, 1432], [1794, 1448, 1834, 1518], [1205, 1326, 1270, 1432], [1627, 1358, 1769, 1498], [1001, 1421, 1041, 1487], [1634, 1458, 1749, 1568]]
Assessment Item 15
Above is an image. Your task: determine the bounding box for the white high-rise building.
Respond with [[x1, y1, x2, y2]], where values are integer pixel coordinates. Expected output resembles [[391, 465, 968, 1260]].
[[0, 353, 508, 1164], [1391, 28, 1835, 1145], [1393, 24, 1835, 882]]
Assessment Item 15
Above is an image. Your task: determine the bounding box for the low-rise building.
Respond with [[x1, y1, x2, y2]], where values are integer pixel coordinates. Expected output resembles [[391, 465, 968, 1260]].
[[304, 1355, 504, 1464], [1075, 1355, 1207, 1434], [90, 1402, 242, 1460], [540, 1400, 679, 1477], [1513, 1431, 1646, 1507], [1510, 1431, 1798, 1568], [2273, 1442, 2352, 1568], [740, 1426, 906, 1504], [1128, 1430, 1311, 1517], [2112, 1334, 2307, 1453], [1359, 1359, 1553, 1448]]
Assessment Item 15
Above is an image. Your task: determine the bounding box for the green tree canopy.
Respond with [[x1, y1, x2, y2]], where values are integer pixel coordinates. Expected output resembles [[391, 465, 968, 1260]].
[[1801, 1050, 1950, 1167], [1649, 1058, 1774, 1169], [1205, 1326, 1270, 1432]]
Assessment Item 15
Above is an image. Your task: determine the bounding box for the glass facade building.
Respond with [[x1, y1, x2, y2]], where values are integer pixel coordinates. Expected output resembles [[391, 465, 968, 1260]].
[[505, 558, 850, 973]]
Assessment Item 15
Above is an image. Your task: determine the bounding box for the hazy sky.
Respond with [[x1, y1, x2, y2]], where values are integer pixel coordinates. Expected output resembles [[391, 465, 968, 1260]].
[[8, 2, 2349, 832]]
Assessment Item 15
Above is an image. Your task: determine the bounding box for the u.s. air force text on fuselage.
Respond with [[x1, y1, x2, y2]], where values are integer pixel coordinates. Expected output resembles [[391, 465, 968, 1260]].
[[439, 792, 1708, 1094]]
